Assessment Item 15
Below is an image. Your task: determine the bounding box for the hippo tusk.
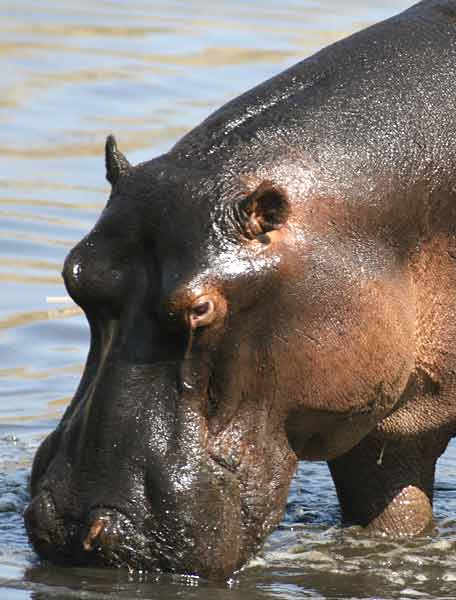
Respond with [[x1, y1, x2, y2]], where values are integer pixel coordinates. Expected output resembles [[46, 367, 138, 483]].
[[83, 518, 106, 552]]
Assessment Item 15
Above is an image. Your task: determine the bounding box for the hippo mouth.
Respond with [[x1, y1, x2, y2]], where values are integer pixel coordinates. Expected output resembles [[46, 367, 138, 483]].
[[24, 493, 159, 571], [25, 438, 247, 578]]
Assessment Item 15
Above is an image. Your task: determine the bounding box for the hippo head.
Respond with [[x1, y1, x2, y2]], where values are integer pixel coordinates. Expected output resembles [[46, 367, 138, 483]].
[[25, 136, 413, 578]]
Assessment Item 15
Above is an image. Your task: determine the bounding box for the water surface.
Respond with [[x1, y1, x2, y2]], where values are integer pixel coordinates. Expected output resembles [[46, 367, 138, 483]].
[[2, 1, 456, 598]]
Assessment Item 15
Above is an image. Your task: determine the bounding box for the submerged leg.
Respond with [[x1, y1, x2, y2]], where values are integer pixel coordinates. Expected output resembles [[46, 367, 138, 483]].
[[328, 432, 449, 536]]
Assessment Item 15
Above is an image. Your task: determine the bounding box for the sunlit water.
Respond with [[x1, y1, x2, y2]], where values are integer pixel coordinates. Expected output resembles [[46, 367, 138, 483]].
[[1, 1, 456, 598]]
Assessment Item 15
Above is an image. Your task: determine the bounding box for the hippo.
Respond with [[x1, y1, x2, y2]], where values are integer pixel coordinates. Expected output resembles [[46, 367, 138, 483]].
[[25, 0, 456, 580]]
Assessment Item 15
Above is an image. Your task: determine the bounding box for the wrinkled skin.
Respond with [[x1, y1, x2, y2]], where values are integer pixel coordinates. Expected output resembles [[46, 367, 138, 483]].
[[25, 0, 456, 579]]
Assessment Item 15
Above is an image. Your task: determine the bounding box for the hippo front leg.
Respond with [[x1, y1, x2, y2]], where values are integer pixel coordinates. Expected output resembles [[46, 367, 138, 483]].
[[328, 429, 451, 536]]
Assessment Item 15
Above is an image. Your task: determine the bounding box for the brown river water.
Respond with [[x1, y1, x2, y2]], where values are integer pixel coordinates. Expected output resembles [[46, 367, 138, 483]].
[[1, 1, 456, 598]]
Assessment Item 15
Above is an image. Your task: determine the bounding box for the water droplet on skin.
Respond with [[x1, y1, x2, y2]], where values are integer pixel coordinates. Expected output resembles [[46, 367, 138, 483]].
[[72, 263, 81, 279]]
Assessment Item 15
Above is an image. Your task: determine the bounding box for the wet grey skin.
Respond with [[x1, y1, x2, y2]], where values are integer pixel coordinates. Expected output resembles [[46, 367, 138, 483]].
[[25, 0, 456, 580]]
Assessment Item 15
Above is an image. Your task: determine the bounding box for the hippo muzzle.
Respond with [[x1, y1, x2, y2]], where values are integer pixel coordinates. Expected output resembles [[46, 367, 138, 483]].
[[25, 342, 247, 578], [25, 204, 298, 578]]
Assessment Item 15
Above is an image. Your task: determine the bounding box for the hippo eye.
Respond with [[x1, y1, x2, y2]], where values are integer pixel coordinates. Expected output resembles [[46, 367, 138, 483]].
[[189, 296, 217, 329], [193, 301, 211, 317], [236, 181, 290, 240]]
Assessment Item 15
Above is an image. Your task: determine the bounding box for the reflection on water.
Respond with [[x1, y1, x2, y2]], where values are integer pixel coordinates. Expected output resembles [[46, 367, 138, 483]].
[[2, 0, 456, 598]]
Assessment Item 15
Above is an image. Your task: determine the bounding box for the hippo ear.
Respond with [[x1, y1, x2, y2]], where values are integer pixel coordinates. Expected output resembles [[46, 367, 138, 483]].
[[238, 181, 290, 238], [105, 135, 131, 185]]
